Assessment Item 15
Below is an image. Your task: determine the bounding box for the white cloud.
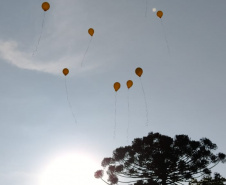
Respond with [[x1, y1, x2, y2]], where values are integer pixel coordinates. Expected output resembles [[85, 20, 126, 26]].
[[0, 40, 100, 76]]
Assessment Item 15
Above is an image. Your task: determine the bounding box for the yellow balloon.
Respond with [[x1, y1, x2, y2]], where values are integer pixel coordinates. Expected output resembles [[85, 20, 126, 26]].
[[135, 67, 143, 77], [114, 82, 121, 92], [88, 28, 94, 36], [127, 80, 133, 89], [157, 10, 163, 18], [63, 68, 69, 76], [42, 2, 50, 11]]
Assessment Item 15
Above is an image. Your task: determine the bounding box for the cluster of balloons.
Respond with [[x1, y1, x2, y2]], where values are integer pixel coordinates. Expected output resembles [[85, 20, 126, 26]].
[[113, 67, 143, 92], [39, 1, 161, 72], [36, 2, 159, 130], [113, 67, 146, 138], [39, 1, 160, 73], [113, 80, 134, 92]]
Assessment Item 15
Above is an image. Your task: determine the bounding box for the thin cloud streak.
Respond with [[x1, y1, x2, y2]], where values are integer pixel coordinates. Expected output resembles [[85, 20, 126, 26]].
[[0, 40, 100, 75]]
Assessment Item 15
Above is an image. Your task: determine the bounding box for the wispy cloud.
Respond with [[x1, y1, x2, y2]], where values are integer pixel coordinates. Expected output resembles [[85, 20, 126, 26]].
[[0, 40, 100, 75]]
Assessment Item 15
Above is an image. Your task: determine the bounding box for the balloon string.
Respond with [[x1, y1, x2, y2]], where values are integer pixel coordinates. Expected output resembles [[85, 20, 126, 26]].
[[127, 89, 130, 143], [81, 36, 93, 67], [113, 92, 117, 139], [65, 77, 77, 124], [145, 0, 148, 17], [161, 19, 170, 56], [140, 78, 149, 126], [33, 12, 46, 56]]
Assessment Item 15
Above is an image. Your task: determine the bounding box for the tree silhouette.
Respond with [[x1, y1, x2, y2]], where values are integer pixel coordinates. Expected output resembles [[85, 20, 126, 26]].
[[189, 173, 226, 185], [94, 132, 225, 185]]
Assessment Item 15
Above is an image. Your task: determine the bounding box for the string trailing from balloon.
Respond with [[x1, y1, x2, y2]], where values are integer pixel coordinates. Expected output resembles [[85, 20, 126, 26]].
[[139, 77, 149, 126], [114, 92, 117, 139], [81, 28, 94, 67], [33, 2, 50, 56], [81, 37, 93, 67], [113, 82, 120, 139], [161, 19, 170, 56], [127, 90, 130, 142], [32, 13, 46, 56], [63, 68, 77, 124], [135, 67, 149, 126], [156, 10, 170, 56], [126, 80, 133, 142]]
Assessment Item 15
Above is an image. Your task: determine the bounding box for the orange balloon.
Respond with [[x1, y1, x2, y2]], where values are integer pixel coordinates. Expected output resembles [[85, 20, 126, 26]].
[[63, 68, 69, 76], [127, 80, 133, 89], [157, 10, 163, 18], [114, 82, 121, 92], [42, 2, 50, 11], [135, 67, 143, 77], [88, 28, 94, 36]]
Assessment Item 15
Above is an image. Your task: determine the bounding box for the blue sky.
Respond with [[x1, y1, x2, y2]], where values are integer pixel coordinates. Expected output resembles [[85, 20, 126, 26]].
[[0, 0, 226, 185]]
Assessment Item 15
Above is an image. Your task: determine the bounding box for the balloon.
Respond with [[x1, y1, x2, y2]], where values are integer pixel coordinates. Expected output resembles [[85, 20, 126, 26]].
[[135, 67, 143, 77], [42, 2, 50, 11], [88, 28, 94, 36], [157, 10, 163, 18], [114, 82, 121, 92], [63, 68, 69, 76], [127, 80, 133, 89]]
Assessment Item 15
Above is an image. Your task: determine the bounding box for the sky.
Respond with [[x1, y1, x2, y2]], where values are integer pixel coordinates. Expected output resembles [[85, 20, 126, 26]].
[[0, 0, 226, 185]]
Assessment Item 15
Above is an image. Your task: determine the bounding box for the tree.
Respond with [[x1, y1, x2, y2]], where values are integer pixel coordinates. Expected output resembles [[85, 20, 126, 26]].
[[94, 132, 226, 185], [189, 173, 226, 185]]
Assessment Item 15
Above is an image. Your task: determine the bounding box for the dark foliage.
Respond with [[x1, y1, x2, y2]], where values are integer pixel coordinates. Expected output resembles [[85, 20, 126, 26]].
[[94, 132, 225, 185], [189, 173, 226, 185]]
